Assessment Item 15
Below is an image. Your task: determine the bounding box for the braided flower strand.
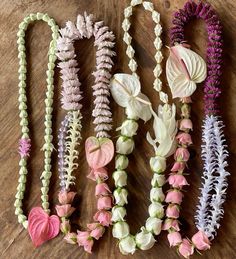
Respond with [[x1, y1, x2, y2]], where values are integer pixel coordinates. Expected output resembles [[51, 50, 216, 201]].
[[164, 1, 229, 258], [56, 13, 115, 253]]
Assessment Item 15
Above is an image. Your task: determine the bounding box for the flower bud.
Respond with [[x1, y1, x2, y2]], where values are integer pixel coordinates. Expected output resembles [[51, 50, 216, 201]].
[[112, 221, 130, 239], [148, 202, 164, 218], [119, 119, 138, 137], [116, 136, 134, 155], [145, 217, 162, 235], [151, 174, 166, 187], [112, 206, 126, 222], [60, 219, 71, 234], [119, 235, 136, 255], [114, 188, 128, 206], [135, 228, 155, 250], [115, 155, 129, 170], [150, 187, 165, 202], [150, 156, 166, 173], [113, 170, 127, 187]]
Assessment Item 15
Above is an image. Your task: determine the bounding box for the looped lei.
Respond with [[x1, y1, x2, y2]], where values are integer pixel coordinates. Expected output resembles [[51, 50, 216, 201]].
[[55, 13, 115, 253], [164, 1, 229, 258], [15, 13, 60, 247], [110, 0, 177, 255]]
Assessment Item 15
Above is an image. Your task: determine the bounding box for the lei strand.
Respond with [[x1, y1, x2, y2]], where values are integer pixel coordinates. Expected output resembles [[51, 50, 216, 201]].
[[110, 0, 177, 255], [55, 13, 115, 253], [15, 13, 60, 247], [163, 1, 229, 258]]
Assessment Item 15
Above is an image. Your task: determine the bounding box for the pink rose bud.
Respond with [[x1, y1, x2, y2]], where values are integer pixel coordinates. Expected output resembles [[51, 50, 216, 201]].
[[77, 231, 90, 246], [168, 174, 189, 188], [58, 191, 76, 205], [83, 238, 94, 254], [167, 231, 182, 247], [171, 161, 185, 172], [87, 224, 105, 240], [97, 196, 112, 210], [93, 210, 112, 227], [64, 232, 77, 244], [60, 219, 71, 233], [175, 147, 190, 162], [165, 190, 183, 205], [166, 204, 180, 219], [192, 230, 211, 251], [56, 204, 76, 217], [178, 239, 194, 258], [162, 218, 180, 231], [176, 132, 192, 145], [180, 118, 193, 131], [95, 183, 111, 197], [88, 167, 108, 181]]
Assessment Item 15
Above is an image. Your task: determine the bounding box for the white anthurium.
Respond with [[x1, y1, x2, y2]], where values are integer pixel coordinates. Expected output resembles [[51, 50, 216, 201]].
[[112, 221, 130, 239], [166, 44, 207, 98], [145, 217, 162, 235], [112, 206, 127, 222], [119, 235, 136, 255], [110, 73, 152, 122], [146, 104, 177, 157], [135, 227, 156, 250]]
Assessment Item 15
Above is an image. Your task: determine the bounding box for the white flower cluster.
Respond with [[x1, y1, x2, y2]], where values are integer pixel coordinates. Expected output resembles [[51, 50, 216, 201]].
[[112, 117, 166, 254]]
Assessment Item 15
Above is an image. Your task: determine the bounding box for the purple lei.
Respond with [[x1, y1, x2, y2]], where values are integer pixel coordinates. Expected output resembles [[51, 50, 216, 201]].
[[170, 1, 223, 115]]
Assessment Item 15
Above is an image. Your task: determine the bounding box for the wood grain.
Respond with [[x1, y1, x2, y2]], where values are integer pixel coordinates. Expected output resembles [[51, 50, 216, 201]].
[[0, 0, 236, 258]]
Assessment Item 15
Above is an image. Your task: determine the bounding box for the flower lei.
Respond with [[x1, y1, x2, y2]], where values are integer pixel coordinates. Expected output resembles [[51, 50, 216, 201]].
[[164, 1, 229, 258], [15, 13, 60, 247], [55, 13, 116, 253], [110, 0, 177, 255]]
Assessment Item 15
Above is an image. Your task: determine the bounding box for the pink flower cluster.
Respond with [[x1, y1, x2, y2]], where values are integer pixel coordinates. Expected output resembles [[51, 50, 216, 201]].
[[164, 98, 211, 258], [19, 138, 31, 158], [56, 182, 113, 253]]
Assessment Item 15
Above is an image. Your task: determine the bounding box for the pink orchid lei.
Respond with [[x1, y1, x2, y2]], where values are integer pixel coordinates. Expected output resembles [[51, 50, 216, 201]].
[[56, 13, 115, 253], [164, 1, 229, 258]]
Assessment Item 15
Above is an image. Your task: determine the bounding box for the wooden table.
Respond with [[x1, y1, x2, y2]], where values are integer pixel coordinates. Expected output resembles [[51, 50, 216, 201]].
[[1, 0, 236, 258]]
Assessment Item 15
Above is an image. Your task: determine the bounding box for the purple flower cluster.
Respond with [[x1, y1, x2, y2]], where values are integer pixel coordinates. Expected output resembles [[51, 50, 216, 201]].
[[19, 138, 31, 158], [170, 1, 223, 115]]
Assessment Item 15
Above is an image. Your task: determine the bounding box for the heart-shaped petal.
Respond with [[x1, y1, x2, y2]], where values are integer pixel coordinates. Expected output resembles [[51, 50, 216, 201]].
[[28, 207, 60, 247], [85, 137, 114, 169]]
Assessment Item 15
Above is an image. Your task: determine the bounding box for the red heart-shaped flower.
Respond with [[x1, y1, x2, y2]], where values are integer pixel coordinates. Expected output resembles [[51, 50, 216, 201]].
[[28, 207, 60, 247], [85, 137, 114, 169]]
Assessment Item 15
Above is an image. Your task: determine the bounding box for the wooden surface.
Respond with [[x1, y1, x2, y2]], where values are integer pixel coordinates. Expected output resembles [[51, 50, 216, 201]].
[[1, 0, 236, 258]]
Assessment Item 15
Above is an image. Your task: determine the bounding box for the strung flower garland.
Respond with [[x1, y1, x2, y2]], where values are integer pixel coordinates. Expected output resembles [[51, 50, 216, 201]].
[[164, 1, 229, 258], [55, 13, 115, 253], [15, 13, 60, 247], [110, 0, 177, 255]]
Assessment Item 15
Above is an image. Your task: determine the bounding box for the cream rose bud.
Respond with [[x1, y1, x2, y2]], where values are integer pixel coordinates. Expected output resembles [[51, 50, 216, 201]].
[[148, 202, 164, 218], [112, 221, 130, 239], [135, 228, 155, 250], [116, 136, 135, 155], [150, 156, 166, 172], [113, 170, 127, 187], [112, 206, 127, 222], [150, 187, 165, 202], [114, 188, 128, 206], [119, 235, 136, 255], [115, 155, 129, 170], [119, 119, 138, 137], [145, 217, 162, 235], [151, 174, 166, 187]]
